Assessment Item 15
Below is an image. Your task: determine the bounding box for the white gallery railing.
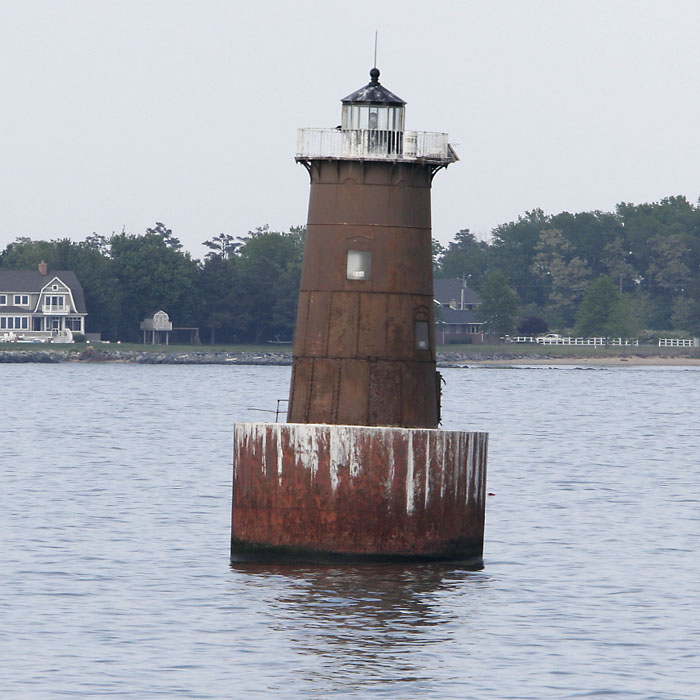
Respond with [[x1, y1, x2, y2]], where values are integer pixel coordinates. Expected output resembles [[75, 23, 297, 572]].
[[296, 128, 457, 164]]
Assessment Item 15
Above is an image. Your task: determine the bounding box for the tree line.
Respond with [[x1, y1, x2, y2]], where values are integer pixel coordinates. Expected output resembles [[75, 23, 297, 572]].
[[0, 224, 305, 343], [434, 195, 700, 338], [2, 194, 699, 343]]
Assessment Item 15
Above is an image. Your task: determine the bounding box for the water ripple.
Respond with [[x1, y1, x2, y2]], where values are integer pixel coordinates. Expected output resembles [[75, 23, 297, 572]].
[[1, 363, 699, 698]]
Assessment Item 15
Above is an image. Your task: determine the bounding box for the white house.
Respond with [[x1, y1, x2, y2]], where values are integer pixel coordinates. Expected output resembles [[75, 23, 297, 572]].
[[0, 261, 87, 342]]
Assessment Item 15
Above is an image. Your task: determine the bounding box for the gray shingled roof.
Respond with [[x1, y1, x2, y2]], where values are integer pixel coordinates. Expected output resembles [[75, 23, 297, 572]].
[[439, 307, 483, 324], [0, 270, 87, 313], [434, 278, 482, 306]]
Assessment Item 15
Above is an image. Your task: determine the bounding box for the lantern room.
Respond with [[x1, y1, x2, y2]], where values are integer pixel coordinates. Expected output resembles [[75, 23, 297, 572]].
[[296, 67, 456, 164], [340, 67, 405, 132], [340, 67, 405, 157]]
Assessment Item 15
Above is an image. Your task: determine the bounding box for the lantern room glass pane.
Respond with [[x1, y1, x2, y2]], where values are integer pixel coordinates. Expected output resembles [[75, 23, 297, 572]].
[[341, 104, 405, 132], [368, 109, 378, 129]]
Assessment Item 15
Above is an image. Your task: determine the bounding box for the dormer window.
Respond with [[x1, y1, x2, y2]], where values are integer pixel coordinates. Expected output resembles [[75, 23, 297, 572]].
[[44, 295, 65, 311]]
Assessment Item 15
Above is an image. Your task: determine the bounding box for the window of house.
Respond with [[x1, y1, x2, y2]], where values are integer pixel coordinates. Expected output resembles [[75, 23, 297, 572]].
[[13, 295, 29, 306], [52, 285, 58, 291], [45, 295, 65, 308], [66, 317, 82, 331], [0, 295, 6, 305], [346, 250, 372, 281], [2, 317, 27, 329]]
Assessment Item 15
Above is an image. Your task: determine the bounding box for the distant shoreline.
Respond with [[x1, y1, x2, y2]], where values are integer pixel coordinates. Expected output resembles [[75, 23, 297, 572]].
[[454, 356, 700, 367], [1, 348, 699, 367]]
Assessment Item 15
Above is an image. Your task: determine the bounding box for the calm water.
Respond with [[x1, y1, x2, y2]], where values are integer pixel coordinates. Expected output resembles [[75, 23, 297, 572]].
[[1, 362, 699, 699]]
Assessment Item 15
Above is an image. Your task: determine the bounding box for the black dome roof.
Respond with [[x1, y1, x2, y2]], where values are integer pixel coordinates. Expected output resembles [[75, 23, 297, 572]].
[[341, 67, 406, 106]]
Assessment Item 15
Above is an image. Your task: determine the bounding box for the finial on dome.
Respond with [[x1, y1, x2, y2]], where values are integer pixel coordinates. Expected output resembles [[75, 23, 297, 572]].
[[369, 67, 380, 84]]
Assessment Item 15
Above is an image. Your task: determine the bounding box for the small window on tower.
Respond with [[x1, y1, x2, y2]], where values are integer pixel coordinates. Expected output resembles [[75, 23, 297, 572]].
[[346, 251, 372, 281], [415, 320, 430, 350]]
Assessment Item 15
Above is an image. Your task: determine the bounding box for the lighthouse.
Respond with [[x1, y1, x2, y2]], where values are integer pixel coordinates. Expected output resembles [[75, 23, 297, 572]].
[[287, 67, 451, 428], [231, 68, 488, 563]]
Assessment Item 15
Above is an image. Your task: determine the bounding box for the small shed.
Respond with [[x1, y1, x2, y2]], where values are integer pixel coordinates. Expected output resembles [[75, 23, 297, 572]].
[[140, 310, 172, 345]]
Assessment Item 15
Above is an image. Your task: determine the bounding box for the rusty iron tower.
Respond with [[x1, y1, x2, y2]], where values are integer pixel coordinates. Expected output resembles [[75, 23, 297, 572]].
[[287, 67, 455, 428], [231, 67, 488, 562]]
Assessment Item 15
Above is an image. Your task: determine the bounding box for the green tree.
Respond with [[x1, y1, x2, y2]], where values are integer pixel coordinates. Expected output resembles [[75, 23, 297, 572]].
[[0, 237, 57, 268], [606, 293, 642, 338], [145, 222, 182, 250], [646, 234, 692, 294], [489, 209, 550, 306], [549, 210, 623, 276], [233, 226, 305, 343], [575, 275, 621, 336], [602, 238, 636, 293], [199, 255, 240, 344], [109, 225, 202, 341], [203, 233, 239, 261], [436, 229, 488, 289], [478, 270, 520, 335], [56, 238, 121, 339], [531, 228, 592, 325], [670, 296, 700, 335], [432, 239, 446, 275]]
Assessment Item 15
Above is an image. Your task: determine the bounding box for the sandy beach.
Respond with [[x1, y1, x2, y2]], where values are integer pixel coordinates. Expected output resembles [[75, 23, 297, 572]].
[[463, 355, 700, 366]]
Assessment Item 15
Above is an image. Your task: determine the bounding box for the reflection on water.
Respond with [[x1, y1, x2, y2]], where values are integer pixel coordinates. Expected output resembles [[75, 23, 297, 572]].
[[230, 562, 490, 692]]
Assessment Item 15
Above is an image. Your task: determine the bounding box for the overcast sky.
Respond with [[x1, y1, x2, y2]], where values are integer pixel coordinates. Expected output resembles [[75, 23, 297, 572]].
[[2, 0, 700, 258]]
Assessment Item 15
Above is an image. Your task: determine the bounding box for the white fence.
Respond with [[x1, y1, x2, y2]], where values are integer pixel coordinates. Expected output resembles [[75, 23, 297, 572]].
[[658, 338, 699, 347], [510, 336, 700, 348], [296, 128, 456, 163], [509, 336, 639, 346]]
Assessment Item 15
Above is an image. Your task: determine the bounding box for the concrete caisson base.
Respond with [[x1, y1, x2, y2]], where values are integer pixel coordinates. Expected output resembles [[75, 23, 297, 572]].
[[231, 422, 488, 563]]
